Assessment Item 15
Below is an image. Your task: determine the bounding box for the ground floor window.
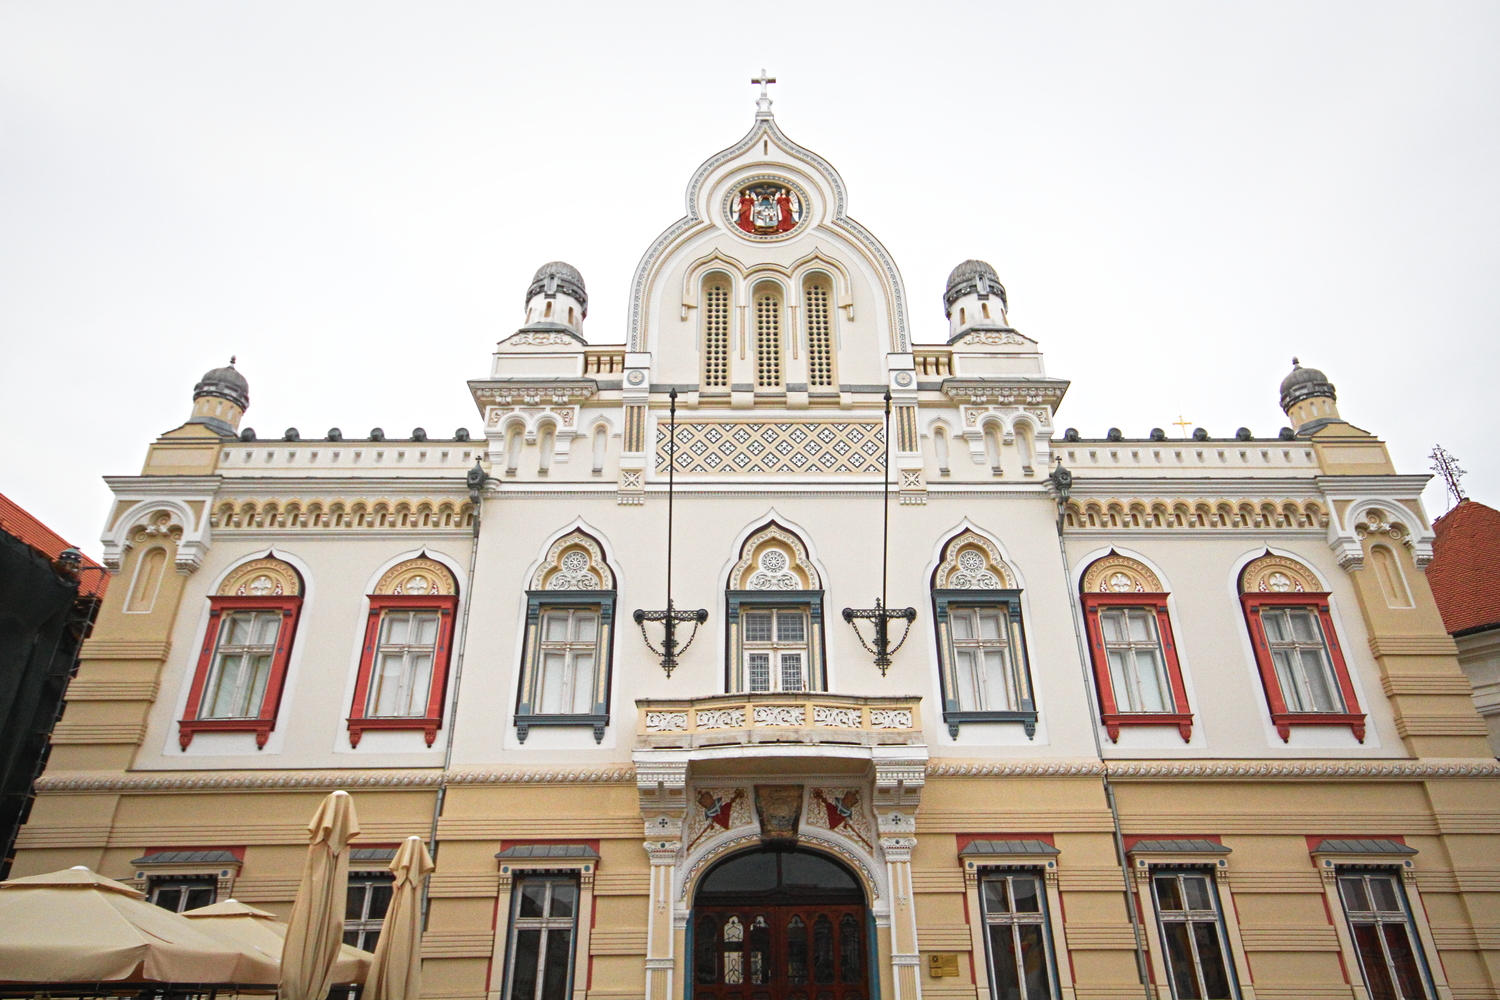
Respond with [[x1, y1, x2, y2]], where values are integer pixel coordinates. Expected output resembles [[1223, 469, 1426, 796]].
[[1338, 870, 1431, 1000], [148, 875, 216, 913], [344, 871, 394, 951], [1151, 870, 1236, 999], [979, 871, 1054, 1000], [504, 875, 579, 1000]]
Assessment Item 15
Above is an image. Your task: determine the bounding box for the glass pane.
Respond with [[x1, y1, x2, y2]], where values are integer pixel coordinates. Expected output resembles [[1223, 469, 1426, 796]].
[[573, 614, 598, 643], [1300, 649, 1339, 711], [343, 930, 361, 948], [362, 929, 380, 953], [1018, 923, 1052, 1000], [1381, 923, 1428, 1000], [1132, 648, 1168, 712], [1011, 876, 1041, 913], [983, 649, 1011, 710], [252, 612, 281, 644], [695, 915, 719, 984], [983, 878, 1010, 913], [1162, 922, 1202, 999], [781, 653, 804, 691], [748, 653, 770, 692], [777, 611, 806, 643], [1192, 921, 1233, 999], [1107, 651, 1132, 710], [185, 886, 214, 910], [206, 654, 245, 717], [549, 882, 577, 918], [414, 613, 440, 645], [813, 914, 835, 984], [950, 610, 974, 640], [1155, 875, 1183, 912], [1100, 609, 1125, 643], [987, 924, 1020, 1000], [1369, 876, 1401, 913], [383, 613, 410, 645], [543, 613, 570, 642], [519, 880, 547, 918], [570, 654, 595, 713], [978, 611, 1005, 641], [840, 912, 861, 983], [744, 613, 773, 643], [510, 928, 542, 1000], [539, 653, 567, 714], [1289, 610, 1320, 643], [155, 888, 183, 912], [540, 928, 572, 1000], [748, 916, 771, 985], [1126, 610, 1153, 643], [1182, 876, 1212, 911], [1340, 877, 1372, 913], [787, 914, 808, 985], [1352, 922, 1398, 1000], [779, 852, 860, 892], [345, 885, 365, 920], [1272, 650, 1303, 710], [955, 650, 980, 710], [226, 613, 253, 645], [368, 883, 393, 920], [1260, 609, 1288, 643], [406, 653, 433, 714]]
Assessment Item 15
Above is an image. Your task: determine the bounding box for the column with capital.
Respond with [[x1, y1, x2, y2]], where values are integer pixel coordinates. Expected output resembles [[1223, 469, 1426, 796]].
[[874, 754, 926, 1000], [637, 757, 689, 1000]]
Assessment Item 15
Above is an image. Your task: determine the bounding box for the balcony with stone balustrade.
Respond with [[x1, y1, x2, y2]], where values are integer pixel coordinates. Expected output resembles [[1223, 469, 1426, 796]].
[[634, 693, 923, 750]]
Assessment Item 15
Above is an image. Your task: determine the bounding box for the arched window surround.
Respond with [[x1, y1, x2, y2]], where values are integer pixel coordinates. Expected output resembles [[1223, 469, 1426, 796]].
[[346, 556, 460, 748], [1078, 552, 1194, 743], [724, 522, 826, 694], [750, 279, 787, 390]]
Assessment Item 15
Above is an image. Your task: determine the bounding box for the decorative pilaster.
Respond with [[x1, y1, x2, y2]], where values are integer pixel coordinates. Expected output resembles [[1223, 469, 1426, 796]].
[[638, 756, 687, 1000], [874, 753, 925, 1000]]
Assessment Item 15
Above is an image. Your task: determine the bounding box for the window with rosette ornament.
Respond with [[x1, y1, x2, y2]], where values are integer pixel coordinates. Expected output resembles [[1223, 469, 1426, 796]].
[[725, 524, 826, 694]]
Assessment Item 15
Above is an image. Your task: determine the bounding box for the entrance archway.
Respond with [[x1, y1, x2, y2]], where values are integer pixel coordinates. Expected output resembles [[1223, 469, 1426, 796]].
[[690, 847, 869, 1000]]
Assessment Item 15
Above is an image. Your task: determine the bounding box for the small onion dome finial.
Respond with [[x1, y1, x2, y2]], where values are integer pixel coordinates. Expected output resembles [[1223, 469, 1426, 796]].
[[1279, 358, 1336, 413], [525, 261, 588, 317], [194, 360, 250, 411], [943, 259, 1008, 317]]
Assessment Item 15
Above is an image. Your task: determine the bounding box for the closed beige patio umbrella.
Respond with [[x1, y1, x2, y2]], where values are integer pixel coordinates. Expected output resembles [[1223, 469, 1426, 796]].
[[365, 836, 435, 1000], [0, 866, 278, 984], [280, 790, 361, 1000], [183, 899, 372, 985]]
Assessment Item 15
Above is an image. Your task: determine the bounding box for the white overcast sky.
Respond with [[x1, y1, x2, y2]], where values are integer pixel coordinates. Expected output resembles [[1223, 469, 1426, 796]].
[[2, 2, 1497, 557]]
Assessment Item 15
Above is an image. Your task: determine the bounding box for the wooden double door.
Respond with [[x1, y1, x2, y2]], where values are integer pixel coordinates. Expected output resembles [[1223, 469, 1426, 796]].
[[693, 903, 867, 1000]]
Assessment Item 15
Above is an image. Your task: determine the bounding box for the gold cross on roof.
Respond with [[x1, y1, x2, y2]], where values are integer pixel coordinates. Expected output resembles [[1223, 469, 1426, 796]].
[[1173, 414, 1193, 439]]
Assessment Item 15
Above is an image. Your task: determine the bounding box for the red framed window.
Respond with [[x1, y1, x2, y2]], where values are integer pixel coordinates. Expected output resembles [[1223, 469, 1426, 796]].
[[180, 594, 302, 749], [1240, 591, 1365, 742], [1082, 592, 1194, 742], [347, 593, 458, 747]]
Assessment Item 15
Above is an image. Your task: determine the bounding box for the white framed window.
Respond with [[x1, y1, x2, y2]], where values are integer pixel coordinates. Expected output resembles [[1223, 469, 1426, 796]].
[[368, 610, 441, 717], [1258, 607, 1343, 713], [536, 608, 600, 714], [743, 609, 808, 693], [979, 871, 1055, 1000], [1151, 871, 1236, 999], [148, 876, 216, 913], [1099, 607, 1171, 712], [504, 876, 580, 1000], [1338, 871, 1431, 1000], [202, 610, 281, 719], [948, 606, 1018, 711], [344, 871, 394, 951]]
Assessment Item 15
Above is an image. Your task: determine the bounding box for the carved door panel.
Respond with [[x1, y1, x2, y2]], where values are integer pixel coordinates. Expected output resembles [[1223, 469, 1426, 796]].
[[694, 904, 867, 1000]]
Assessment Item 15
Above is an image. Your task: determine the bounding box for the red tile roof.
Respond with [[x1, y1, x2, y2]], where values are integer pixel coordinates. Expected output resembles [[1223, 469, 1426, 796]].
[[0, 493, 109, 599], [1428, 499, 1500, 635]]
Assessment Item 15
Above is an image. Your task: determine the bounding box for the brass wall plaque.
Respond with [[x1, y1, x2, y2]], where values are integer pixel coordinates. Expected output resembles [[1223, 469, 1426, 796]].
[[754, 784, 804, 846], [928, 953, 961, 978]]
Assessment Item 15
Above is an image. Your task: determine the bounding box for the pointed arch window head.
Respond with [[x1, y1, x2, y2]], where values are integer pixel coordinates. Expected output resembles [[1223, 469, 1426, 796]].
[[1238, 554, 1365, 742], [348, 557, 459, 747], [1079, 553, 1194, 742], [702, 275, 731, 389], [934, 534, 1015, 590], [727, 523, 825, 694], [754, 284, 784, 388], [179, 556, 304, 750], [518, 530, 617, 743]]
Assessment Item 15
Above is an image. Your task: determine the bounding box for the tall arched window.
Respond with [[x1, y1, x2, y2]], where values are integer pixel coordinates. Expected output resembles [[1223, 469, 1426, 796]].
[[1015, 423, 1036, 474], [1239, 554, 1365, 742], [983, 423, 1003, 474], [931, 530, 1037, 737], [537, 423, 556, 476], [803, 275, 836, 388], [726, 524, 824, 693], [703, 275, 731, 389], [591, 425, 608, 476], [754, 283, 783, 389], [1079, 553, 1194, 742], [505, 423, 523, 476], [516, 530, 617, 743], [933, 426, 950, 476], [347, 558, 459, 747], [179, 556, 305, 749]]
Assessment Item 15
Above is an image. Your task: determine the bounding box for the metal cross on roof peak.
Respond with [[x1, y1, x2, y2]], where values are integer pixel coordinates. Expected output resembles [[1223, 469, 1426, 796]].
[[752, 69, 776, 116]]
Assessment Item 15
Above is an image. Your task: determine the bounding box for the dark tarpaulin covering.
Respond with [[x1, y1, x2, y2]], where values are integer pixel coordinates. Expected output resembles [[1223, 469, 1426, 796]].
[[0, 529, 100, 878]]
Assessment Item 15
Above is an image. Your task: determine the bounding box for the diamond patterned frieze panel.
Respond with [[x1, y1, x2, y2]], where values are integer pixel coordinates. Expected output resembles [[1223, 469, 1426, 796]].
[[656, 420, 885, 474]]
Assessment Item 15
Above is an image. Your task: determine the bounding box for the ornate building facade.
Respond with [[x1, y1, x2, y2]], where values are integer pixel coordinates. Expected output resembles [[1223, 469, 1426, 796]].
[[13, 91, 1499, 1000]]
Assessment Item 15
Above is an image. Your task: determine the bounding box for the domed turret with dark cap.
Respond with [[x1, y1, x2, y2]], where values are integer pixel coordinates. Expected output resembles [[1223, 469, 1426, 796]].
[[194, 359, 250, 411], [943, 259, 1008, 317], [188, 357, 250, 433], [525, 261, 588, 318], [1279, 357, 1341, 433]]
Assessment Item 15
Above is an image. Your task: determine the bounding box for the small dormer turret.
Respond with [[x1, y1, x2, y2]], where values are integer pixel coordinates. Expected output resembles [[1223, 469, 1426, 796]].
[[943, 259, 1011, 341], [1279, 358, 1341, 434], [522, 261, 588, 339]]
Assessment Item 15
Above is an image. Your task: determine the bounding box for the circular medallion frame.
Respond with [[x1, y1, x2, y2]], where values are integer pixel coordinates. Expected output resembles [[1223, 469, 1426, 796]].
[[723, 174, 812, 241]]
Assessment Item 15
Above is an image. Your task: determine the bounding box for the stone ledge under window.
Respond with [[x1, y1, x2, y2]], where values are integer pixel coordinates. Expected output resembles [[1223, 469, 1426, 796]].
[[515, 713, 608, 744], [944, 709, 1038, 739]]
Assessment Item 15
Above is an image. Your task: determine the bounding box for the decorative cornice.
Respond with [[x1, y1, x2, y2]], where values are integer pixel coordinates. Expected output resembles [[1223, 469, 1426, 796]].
[[35, 766, 638, 793], [941, 378, 1069, 407]]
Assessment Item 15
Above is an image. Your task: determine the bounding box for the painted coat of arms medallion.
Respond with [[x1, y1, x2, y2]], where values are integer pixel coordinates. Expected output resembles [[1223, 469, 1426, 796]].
[[726, 176, 808, 239]]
